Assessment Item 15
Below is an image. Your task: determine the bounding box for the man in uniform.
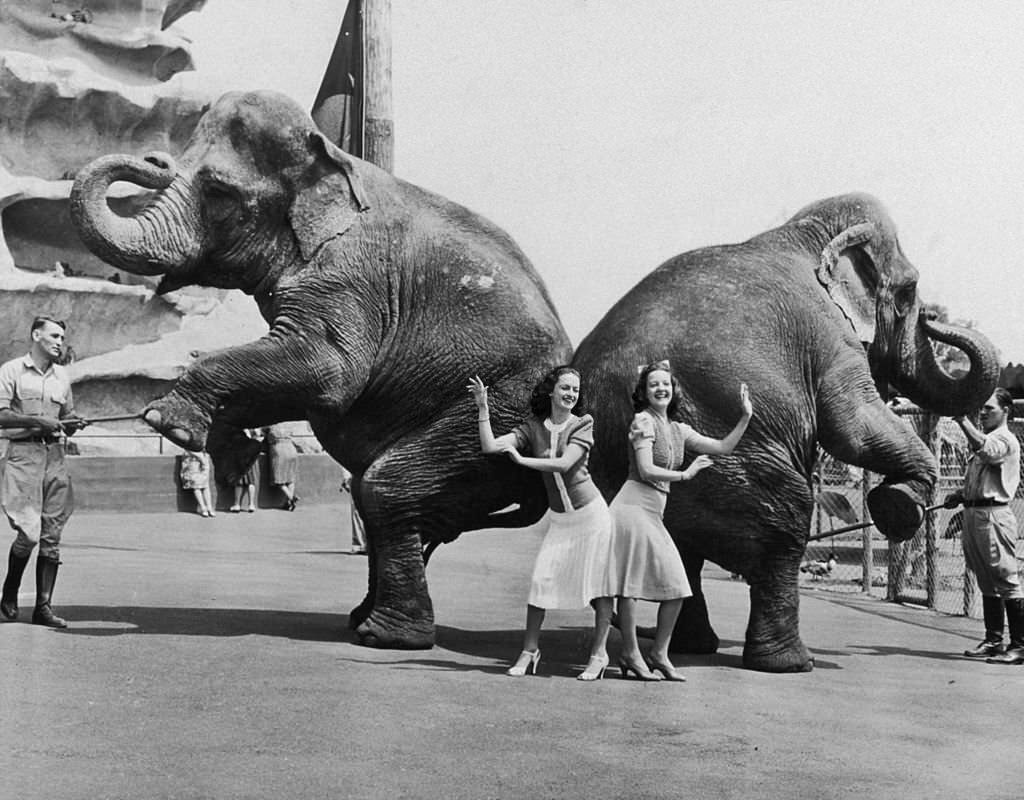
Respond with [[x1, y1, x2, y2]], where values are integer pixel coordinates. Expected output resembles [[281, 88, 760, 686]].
[[945, 388, 1023, 665], [0, 316, 87, 627]]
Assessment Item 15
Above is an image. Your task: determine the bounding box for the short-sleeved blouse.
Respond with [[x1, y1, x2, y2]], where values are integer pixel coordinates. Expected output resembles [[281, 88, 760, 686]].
[[626, 410, 697, 494], [510, 414, 600, 512]]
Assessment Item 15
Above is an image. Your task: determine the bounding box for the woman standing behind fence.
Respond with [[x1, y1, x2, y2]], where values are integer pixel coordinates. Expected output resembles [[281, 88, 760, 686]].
[[944, 389, 1023, 665], [264, 423, 300, 511], [180, 449, 214, 517]]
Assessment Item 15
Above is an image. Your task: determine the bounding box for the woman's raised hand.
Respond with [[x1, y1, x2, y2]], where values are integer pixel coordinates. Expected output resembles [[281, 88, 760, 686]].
[[467, 375, 489, 410], [738, 382, 753, 417], [496, 439, 522, 463], [685, 454, 713, 479]]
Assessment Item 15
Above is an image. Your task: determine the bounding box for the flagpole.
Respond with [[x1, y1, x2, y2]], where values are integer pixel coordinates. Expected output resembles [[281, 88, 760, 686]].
[[361, 0, 393, 173]]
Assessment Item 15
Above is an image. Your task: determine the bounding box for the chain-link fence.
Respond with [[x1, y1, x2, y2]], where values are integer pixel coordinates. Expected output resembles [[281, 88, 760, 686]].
[[801, 401, 1024, 619]]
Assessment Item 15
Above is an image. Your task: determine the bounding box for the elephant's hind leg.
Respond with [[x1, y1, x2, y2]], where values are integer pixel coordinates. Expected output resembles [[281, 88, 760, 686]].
[[670, 555, 720, 654], [743, 548, 814, 672]]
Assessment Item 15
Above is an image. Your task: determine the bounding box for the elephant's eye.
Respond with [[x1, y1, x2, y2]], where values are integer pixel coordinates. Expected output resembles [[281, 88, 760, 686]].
[[893, 284, 917, 316], [204, 183, 239, 224]]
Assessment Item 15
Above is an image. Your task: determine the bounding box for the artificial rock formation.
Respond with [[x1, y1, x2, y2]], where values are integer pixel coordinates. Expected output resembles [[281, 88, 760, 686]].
[[0, 0, 267, 454]]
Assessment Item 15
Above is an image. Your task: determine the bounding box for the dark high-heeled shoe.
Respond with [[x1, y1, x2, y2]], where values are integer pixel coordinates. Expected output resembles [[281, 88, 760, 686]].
[[645, 652, 686, 682], [618, 656, 662, 681]]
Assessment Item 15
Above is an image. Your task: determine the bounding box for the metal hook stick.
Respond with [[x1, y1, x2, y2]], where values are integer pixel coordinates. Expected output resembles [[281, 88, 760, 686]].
[[807, 503, 947, 542], [77, 413, 145, 424]]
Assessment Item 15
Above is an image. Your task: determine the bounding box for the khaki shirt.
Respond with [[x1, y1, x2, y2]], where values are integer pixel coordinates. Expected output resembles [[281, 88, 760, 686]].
[[0, 354, 74, 440], [962, 424, 1021, 504]]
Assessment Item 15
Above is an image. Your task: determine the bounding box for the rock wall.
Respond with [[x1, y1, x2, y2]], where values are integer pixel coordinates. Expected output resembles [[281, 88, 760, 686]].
[[0, 0, 269, 453]]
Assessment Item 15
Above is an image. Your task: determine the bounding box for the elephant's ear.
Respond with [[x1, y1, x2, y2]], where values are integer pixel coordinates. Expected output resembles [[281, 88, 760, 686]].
[[289, 132, 371, 260], [815, 223, 877, 344]]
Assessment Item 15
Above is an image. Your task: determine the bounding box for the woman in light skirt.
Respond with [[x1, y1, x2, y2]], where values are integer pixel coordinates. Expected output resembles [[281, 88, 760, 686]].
[[607, 360, 752, 681], [468, 366, 614, 681]]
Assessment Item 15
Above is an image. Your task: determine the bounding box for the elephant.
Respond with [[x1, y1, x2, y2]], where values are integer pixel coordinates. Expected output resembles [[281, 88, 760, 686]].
[[69, 90, 571, 649], [571, 193, 999, 673]]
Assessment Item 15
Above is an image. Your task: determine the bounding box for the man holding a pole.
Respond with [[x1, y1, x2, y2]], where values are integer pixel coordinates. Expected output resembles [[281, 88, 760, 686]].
[[0, 316, 88, 627], [945, 388, 1023, 665]]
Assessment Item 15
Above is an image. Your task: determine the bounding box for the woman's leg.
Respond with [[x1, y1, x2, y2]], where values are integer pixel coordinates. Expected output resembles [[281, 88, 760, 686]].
[[651, 598, 683, 661], [191, 489, 205, 514], [200, 488, 214, 515], [617, 596, 642, 661], [231, 485, 243, 511], [247, 483, 257, 512], [617, 596, 662, 680], [507, 604, 545, 675], [590, 597, 613, 658]]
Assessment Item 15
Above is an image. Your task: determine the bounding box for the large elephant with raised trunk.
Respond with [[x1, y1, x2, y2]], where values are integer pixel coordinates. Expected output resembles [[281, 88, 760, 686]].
[[572, 193, 999, 672], [70, 90, 569, 649]]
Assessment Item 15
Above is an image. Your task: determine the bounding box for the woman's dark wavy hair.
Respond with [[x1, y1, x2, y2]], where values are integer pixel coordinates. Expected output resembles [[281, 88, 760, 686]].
[[993, 387, 1015, 421], [530, 365, 583, 418], [631, 359, 683, 417]]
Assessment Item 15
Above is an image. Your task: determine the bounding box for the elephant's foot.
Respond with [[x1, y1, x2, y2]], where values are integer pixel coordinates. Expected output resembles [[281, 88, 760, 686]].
[[743, 638, 814, 673], [348, 595, 373, 631], [867, 483, 924, 543], [354, 606, 435, 650], [143, 395, 210, 451]]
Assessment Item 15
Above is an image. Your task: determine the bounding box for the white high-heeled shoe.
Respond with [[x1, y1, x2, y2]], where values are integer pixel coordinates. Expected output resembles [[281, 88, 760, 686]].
[[506, 649, 541, 676], [577, 653, 609, 681]]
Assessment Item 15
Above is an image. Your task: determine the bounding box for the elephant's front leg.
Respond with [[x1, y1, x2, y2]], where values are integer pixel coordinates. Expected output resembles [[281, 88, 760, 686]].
[[818, 372, 937, 543], [744, 545, 814, 673], [348, 446, 443, 650], [143, 334, 339, 450]]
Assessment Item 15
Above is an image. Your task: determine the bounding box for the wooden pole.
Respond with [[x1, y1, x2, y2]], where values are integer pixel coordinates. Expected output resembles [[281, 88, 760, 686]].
[[361, 0, 394, 173]]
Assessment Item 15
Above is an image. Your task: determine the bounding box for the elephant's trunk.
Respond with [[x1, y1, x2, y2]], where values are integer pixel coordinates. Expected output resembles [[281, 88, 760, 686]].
[[890, 311, 1000, 417], [70, 153, 197, 275]]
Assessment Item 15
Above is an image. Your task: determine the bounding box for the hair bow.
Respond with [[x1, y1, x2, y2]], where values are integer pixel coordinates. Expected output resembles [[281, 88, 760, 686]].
[[636, 359, 671, 376]]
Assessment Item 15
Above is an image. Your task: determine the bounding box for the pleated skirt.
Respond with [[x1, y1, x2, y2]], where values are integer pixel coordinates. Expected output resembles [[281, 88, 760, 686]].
[[527, 495, 613, 610], [605, 479, 691, 601]]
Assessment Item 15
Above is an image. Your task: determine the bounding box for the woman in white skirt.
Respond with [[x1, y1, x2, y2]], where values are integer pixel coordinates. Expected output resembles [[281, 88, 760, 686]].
[[468, 367, 614, 680], [607, 360, 752, 681]]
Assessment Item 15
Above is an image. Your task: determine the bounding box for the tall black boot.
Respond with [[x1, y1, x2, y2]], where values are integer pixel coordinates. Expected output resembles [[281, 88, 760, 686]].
[[32, 556, 67, 629], [987, 598, 1024, 665], [964, 595, 1006, 657], [1, 547, 30, 620]]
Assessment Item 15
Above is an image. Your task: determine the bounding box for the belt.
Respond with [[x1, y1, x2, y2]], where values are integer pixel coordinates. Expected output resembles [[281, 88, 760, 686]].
[[10, 435, 61, 445], [963, 498, 1008, 508]]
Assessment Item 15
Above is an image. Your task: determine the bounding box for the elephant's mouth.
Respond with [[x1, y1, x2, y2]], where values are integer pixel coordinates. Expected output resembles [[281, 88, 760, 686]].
[[156, 268, 199, 295]]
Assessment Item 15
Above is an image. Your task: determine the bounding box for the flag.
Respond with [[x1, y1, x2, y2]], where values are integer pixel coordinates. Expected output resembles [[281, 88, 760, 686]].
[[312, 0, 362, 156]]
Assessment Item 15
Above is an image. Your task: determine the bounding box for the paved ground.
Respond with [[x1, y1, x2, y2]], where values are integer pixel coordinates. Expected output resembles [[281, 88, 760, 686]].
[[1, 502, 1020, 799]]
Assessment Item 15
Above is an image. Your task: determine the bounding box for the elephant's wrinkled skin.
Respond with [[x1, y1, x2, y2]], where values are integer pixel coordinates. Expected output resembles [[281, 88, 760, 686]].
[[572, 194, 999, 672], [70, 91, 570, 649]]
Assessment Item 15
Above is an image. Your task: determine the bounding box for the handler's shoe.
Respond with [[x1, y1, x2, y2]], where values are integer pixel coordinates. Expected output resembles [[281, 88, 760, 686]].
[[963, 639, 1004, 658], [32, 604, 67, 629], [986, 646, 1024, 665]]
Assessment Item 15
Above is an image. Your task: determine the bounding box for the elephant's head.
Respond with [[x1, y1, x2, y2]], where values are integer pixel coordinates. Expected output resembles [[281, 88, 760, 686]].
[[70, 91, 370, 295], [801, 193, 998, 416]]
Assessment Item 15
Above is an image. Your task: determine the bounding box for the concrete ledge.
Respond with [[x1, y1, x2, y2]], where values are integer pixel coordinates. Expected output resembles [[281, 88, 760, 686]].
[[67, 453, 347, 513]]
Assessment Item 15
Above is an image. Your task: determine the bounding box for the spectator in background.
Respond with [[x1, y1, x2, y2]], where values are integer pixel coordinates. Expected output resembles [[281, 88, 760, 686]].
[[340, 466, 366, 554], [180, 449, 214, 517], [945, 389, 1023, 665], [226, 428, 262, 513], [264, 423, 300, 511]]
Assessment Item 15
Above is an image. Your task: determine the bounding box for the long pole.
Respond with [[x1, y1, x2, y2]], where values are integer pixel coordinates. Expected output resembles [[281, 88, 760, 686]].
[[361, 0, 393, 173]]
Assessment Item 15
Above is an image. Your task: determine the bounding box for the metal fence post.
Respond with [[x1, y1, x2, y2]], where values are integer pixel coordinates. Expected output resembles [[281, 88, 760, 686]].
[[923, 412, 939, 609], [860, 470, 874, 595]]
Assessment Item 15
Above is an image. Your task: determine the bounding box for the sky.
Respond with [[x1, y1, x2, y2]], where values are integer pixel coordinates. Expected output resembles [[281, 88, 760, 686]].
[[176, 1, 1024, 363]]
